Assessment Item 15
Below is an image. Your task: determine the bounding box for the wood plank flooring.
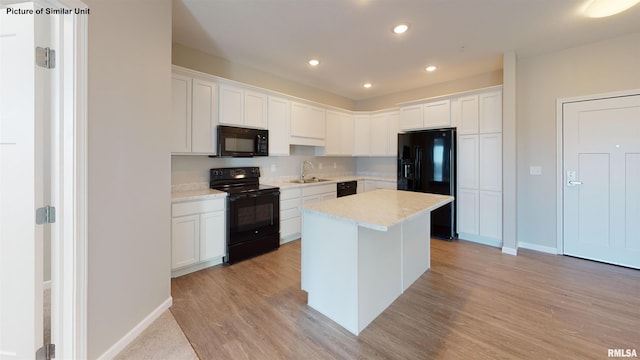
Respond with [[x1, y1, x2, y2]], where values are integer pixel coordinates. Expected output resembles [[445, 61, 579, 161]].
[[170, 239, 640, 359]]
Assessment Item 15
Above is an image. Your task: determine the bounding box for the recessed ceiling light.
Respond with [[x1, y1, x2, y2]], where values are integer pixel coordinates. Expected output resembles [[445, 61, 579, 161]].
[[363, 83, 373, 89], [393, 24, 409, 34], [581, 0, 640, 17], [308, 59, 320, 66], [425, 65, 437, 72]]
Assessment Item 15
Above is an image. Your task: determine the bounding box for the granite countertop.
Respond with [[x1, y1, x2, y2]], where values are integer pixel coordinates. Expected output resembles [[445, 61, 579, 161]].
[[171, 188, 227, 202], [171, 175, 397, 201], [300, 189, 453, 231], [264, 175, 396, 189]]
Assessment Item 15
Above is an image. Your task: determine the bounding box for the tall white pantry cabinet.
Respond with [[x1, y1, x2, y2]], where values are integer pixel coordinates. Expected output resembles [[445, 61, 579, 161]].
[[453, 89, 503, 247]]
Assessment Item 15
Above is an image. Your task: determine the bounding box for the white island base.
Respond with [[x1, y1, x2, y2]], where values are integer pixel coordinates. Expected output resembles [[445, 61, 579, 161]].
[[300, 189, 453, 335]]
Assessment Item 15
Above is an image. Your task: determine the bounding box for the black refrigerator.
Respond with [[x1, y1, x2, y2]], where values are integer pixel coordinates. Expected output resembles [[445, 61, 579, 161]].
[[397, 128, 456, 240]]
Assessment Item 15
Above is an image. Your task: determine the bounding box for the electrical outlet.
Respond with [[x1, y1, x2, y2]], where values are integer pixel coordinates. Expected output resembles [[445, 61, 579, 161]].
[[529, 166, 542, 176], [318, 163, 323, 170], [270, 164, 276, 172], [333, 162, 337, 169]]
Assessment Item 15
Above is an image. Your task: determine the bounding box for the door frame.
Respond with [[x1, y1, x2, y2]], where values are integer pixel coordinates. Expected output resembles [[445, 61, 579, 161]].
[[555, 88, 640, 254], [46, 0, 89, 358]]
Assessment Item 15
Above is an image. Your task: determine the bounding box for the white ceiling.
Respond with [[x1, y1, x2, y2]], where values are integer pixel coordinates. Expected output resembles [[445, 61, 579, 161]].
[[172, 0, 640, 101]]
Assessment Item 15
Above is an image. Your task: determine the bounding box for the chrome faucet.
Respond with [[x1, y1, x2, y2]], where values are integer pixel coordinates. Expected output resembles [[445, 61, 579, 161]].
[[300, 161, 314, 181]]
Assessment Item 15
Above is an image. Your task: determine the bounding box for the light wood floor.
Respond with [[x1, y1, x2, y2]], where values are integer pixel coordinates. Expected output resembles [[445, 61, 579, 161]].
[[171, 239, 640, 359]]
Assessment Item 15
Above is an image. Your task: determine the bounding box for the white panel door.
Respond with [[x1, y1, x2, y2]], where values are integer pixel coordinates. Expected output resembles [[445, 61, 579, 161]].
[[457, 189, 479, 235], [191, 79, 217, 153], [423, 100, 450, 128], [479, 133, 502, 191], [457, 135, 479, 189], [171, 215, 200, 269], [244, 90, 267, 129], [353, 115, 371, 156], [399, 105, 423, 131], [170, 74, 191, 153], [1, 3, 43, 357], [479, 191, 502, 240], [370, 114, 388, 156], [479, 91, 502, 133], [267, 96, 290, 156], [457, 95, 479, 134], [218, 84, 243, 127], [563, 94, 640, 269], [200, 211, 225, 261]]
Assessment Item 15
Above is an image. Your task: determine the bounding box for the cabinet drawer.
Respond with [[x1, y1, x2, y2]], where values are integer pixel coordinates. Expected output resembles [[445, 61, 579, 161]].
[[302, 183, 335, 197], [172, 199, 225, 217], [281, 198, 301, 211], [280, 188, 301, 200], [281, 207, 300, 221]]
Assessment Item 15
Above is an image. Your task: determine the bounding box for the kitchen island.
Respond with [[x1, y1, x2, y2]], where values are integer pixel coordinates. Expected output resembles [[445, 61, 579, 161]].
[[300, 189, 453, 335]]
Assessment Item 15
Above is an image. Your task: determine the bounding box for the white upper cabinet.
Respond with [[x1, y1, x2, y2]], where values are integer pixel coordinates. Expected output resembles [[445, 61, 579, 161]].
[[423, 99, 451, 128], [399, 99, 451, 131], [322, 110, 353, 156], [171, 71, 218, 154], [399, 104, 423, 131], [191, 79, 218, 153], [244, 90, 268, 129], [370, 113, 388, 156], [290, 101, 326, 146], [479, 90, 502, 134], [369, 110, 399, 157], [387, 111, 400, 157], [171, 73, 192, 153], [456, 95, 480, 135], [268, 96, 291, 156], [353, 114, 371, 156], [218, 83, 268, 129]]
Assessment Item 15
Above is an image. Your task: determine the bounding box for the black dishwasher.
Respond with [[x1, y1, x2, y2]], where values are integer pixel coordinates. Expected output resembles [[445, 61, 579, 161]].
[[337, 181, 357, 197]]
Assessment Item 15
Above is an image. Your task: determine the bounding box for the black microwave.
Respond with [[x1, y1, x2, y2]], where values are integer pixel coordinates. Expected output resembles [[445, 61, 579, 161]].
[[217, 125, 269, 157]]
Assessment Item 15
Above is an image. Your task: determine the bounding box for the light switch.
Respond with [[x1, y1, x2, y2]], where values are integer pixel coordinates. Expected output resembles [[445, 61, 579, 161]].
[[530, 166, 542, 176]]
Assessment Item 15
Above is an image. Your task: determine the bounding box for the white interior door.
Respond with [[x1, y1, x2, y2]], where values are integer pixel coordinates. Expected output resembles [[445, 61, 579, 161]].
[[563, 94, 640, 269], [0, 2, 44, 358]]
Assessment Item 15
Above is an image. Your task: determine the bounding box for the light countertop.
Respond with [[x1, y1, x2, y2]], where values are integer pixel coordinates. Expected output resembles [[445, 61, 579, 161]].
[[171, 189, 227, 202], [300, 189, 453, 231], [171, 175, 396, 201]]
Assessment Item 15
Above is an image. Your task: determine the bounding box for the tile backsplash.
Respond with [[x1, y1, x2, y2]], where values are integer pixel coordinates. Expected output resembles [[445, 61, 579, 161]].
[[171, 146, 396, 190]]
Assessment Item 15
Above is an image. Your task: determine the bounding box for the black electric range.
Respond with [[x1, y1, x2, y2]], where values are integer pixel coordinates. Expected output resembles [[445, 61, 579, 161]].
[[210, 167, 280, 264]]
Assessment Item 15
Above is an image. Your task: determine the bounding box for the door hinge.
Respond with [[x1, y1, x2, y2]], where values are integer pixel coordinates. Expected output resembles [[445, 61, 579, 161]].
[[36, 343, 55, 360], [36, 47, 56, 69], [36, 205, 56, 224]]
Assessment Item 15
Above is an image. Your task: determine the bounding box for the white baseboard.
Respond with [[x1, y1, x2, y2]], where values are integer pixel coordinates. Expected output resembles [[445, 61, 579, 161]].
[[457, 233, 502, 248], [501, 246, 518, 256], [518, 242, 559, 254], [97, 296, 173, 360]]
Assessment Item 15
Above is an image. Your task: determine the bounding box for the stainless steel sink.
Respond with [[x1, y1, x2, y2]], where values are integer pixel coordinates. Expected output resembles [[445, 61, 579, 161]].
[[289, 178, 332, 184]]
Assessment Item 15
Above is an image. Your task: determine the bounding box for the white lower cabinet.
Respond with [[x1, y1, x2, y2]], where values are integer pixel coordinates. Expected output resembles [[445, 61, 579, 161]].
[[171, 197, 226, 277], [302, 183, 336, 204], [280, 188, 302, 243]]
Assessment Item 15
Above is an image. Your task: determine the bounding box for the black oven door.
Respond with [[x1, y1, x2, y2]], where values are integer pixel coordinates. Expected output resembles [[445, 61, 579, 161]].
[[228, 191, 280, 245]]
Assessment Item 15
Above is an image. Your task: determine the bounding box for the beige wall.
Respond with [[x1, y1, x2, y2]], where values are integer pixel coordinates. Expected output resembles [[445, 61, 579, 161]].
[[172, 43, 355, 110], [354, 70, 503, 111], [84, 0, 172, 358], [516, 31, 640, 249]]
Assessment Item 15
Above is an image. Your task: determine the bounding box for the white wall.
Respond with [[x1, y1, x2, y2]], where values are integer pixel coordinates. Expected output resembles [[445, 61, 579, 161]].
[[84, 0, 172, 358], [517, 31, 640, 249]]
